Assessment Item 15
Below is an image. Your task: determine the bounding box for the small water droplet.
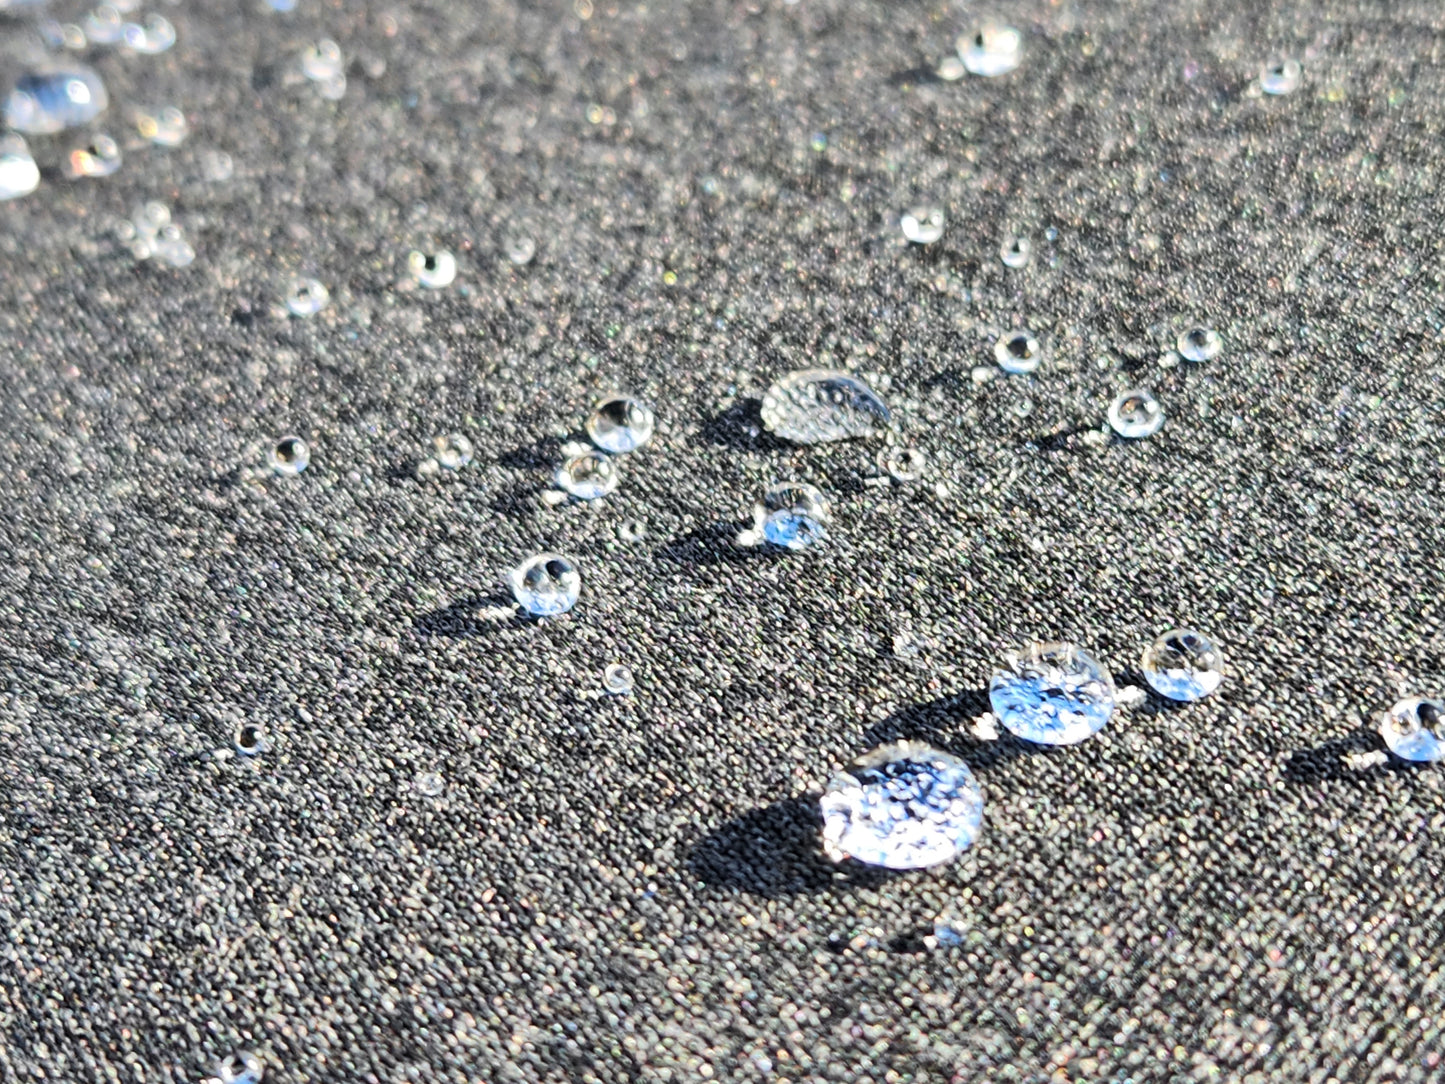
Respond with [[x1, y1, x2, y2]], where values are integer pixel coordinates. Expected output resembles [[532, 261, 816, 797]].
[[809, 131, 828, 151], [301, 39, 344, 81], [755, 482, 829, 551], [317, 72, 347, 100], [1177, 326, 1222, 363], [617, 518, 647, 543], [602, 663, 634, 695], [1010, 396, 1034, 418], [285, 277, 329, 317], [1380, 697, 1445, 763], [432, 432, 473, 469], [136, 104, 187, 146], [820, 741, 985, 869], [989, 643, 1116, 745], [218, 1052, 264, 1084], [994, 331, 1041, 374], [233, 723, 269, 756], [414, 770, 445, 797], [267, 435, 310, 476], [1107, 388, 1164, 439], [957, 24, 1022, 78], [63, 133, 121, 179], [1000, 235, 1031, 268], [936, 55, 966, 81], [4, 66, 109, 134], [122, 13, 175, 54], [0, 135, 40, 201], [84, 5, 126, 45], [879, 446, 927, 483], [407, 249, 457, 288], [1141, 629, 1225, 702], [760, 369, 890, 444], [555, 449, 620, 500], [509, 553, 581, 617], [586, 395, 655, 454], [1260, 57, 1302, 96], [504, 232, 536, 265], [201, 148, 234, 183], [900, 205, 945, 244]]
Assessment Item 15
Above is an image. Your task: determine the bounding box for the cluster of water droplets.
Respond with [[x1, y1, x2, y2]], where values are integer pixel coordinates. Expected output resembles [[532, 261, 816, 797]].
[[114, 201, 194, 267]]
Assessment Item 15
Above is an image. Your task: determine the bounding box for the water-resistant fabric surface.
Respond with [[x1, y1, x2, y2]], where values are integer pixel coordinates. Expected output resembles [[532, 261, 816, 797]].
[[1, 1, 1443, 1081]]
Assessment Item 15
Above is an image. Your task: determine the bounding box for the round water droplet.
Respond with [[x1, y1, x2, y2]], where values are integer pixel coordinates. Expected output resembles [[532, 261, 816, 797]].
[[756, 482, 829, 551], [602, 663, 634, 695], [555, 449, 620, 500], [760, 369, 891, 445], [1141, 629, 1225, 702], [617, 518, 647, 543], [504, 233, 536, 265], [0, 135, 40, 201], [586, 395, 655, 454], [820, 741, 984, 869], [1177, 326, 1222, 363], [133, 200, 171, 235], [414, 770, 445, 797], [4, 66, 109, 134], [84, 5, 126, 45], [900, 205, 945, 245], [879, 446, 927, 483], [301, 39, 344, 81], [957, 24, 1022, 78], [63, 133, 121, 179], [156, 235, 196, 268], [1000, 235, 1031, 268], [936, 55, 966, 81], [234, 723, 269, 756], [1260, 57, 1302, 96], [432, 432, 473, 470], [1107, 388, 1164, 439], [989, 642, 1117, 745], [408, 249, 456, 288], [218, 1053, 263, 1084], [285, 277, 329, 317], [122, 13, 175, 54], [267, 435, 310, 476], [317, 72, 347, 100], [1380, 697, 1445, 763], [509, 553, 581, 617], [994, 331, 1041, 374]]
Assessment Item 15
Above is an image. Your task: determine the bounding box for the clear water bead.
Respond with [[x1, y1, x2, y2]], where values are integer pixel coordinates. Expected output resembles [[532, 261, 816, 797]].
[[234, 723, 269, 756], [1260, 58, 1302, 96], [408, 249, 457, 288], [900, 205, 945, 244], [505, 233, 537, 265], [602, 663, 634, 695], [0, 136, 40, 201], [820, 741, 984, 869], [433, 432, 473, 469], [879, 446, 926, 483], [509, 553, 581, 617], [267, 436, 310, 476], [760, 369, 891, 444], [285, 277, 329, 317], [1379, 697, 1445, 763], [64, 134, 121, 179], [5, 67, 109, 134], [555, 449, 619, 500], [994, 331, 1041, 374], [757, 482, 829, 551], [301, 39, 344, 81], [1107, 388, 1164, 439], [1000, 235, 1031, 268], [218, 1052, 264, 1084], [586, 395, 655, 454], [122, 13, 176, 54], [414, 770, 445, 797], [137, 105, 187, 146], [1141, 629, 1225, 702], [1177, 326, 1222, 363], [989, 643, 1117, 745], [957, 24, 1022, 77]]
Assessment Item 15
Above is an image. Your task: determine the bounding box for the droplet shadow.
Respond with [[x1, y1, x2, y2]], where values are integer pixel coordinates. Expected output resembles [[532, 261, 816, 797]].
[[699, 397, 788, 452], [1283, 727, 1418, 784], [886, 65, 944, 88], [413, 593, 527, 637], [860, 688, 1052, 773], [654, 522, 786, 568]]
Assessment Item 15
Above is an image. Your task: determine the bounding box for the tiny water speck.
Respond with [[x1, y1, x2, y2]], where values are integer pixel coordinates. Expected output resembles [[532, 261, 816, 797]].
[[0, 135, 39, 200], [218, 1053, 263, 1084], [820, 741, 984, 869], [285, 277, 329, 316], [879, 446, 927, 483], [756, 482, 829, 551], [603, 663, 634, 695], [1379, 697, 1445, 763], [234, 723, 269, 756], [1000, 236, 1031, 268], [1260, 58, 1302, 96], [556, 449, 620, 500], [509, 553, 581, 617], [505, 233, 537, 265], [1141, 629, 1225, 702], [1108, 388, 1164, 439], [414, 771, 445, 797], [957, 24, 1022, 77], [994, 331, 1041, 374], [301, 39, 344, 81], [989, 643, 1117, 745], [63, 134, 121, 179], [268, 436, 310, 476], [4, 66, 109, 134], [408, 249, 457, 288], [433, 432, 473, 470], [900, 205, 945, 245], [760, 369, 891, 444], [1177, 326, 1222, 363], [586, 394, 655, 454]]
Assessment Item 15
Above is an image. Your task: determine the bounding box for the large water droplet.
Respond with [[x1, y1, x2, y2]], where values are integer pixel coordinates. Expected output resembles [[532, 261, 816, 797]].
[[267, 436, 310, 476], [760, 369, 891, 444], [989, 643, 1117, 745], [900, 205, 945, 244], [1141, 629, 1225, 702], [1107, 388, 1164, 439], [509, 553, 581, 617], [285, 277, 329, 317], [555, 449, 620, 500], [957, 24, 1022, 77], [408, 249, 457, 288], [994, 330, 1041, 374], [301, 39, 344, 81], [820, 741, 985, 869], [756, 482, 829, 550], [1177, 326, 1222, 363], [0, 136, 40, 201], [1260, 57, 1302, 96], [4, 67, 109, 134], [1379, 697, 1445, 763], [586, 395, 655, 453]]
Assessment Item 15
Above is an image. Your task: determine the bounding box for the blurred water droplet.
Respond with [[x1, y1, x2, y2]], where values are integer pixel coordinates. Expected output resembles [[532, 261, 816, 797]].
[[990, 643, 1116, 745], [407, 249, 456, 288], [936, 55, 966, 81], [879, 445, 926, 483], [122, 13, 175, 54], [755, 482, 829, 551], [602, 663, 634, 695], [1000, 235, 1031, 268], [84, 5, 126, 45], [301, 39, 344, 81], [509, 553, 581, 617], [957, 24, 1022, 77], [0, 136, 40, 201], [155, 232, 195, 268], [234, 723, 269, 756], [617, 518, 647, 543], [586, 395, 655, 453], [1141, 629, 1225, 702], [5, 66, 109, 134], [200, 148, 235, 182], [317, 72, 347, 100], [218, 1052, 264, 1084], [555, 449, 619, 500], [134, 200, 171, 233], [267, 436, 310, 476], [504, 233, 536, 265], [1107, 388, 1164, 438], [136, 105, 187, 146], [414, 771, 445, 797], [1380, 697, 1445, 762], [994, 330, 1041, 374], [432, 432, 473, 469], [63, 133, 121, 178], [1177, 326, 1222, 362], [285, 277, 329, 317], [1260, 57, 1302, 96], [760, 369, 891, 444], [900, 205, 944, 244]]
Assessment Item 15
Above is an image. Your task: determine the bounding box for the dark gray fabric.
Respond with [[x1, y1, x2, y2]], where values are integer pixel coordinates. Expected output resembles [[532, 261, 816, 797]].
[[2, 1, 1442, 1081]]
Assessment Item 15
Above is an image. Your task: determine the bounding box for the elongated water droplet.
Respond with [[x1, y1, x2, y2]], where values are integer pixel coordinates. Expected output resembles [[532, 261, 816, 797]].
[[957, 24, 1022, 77], [509, 553, 581, 616], [760, 369, 890, 445], [63, 134, 121, 179], [5, 66, 109, 134]]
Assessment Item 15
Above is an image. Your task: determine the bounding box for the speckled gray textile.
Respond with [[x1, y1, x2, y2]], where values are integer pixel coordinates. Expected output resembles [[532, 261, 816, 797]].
[[2, 2, 1443, 1082]]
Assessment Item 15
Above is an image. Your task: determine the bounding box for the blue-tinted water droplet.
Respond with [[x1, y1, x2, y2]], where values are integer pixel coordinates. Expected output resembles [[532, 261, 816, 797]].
[[760, 369, 890, 444], [756, 482, 829, 551], [1141, 629, 1225, 701], [509, 553, 581, 617], [586, 395, 655, 453], [1107, 388, 1164, 439], [555, 449, 619, 499], [5, 66, 109, 134], [1379, 697, 1445, 763], [989, 643, 1116, 745]]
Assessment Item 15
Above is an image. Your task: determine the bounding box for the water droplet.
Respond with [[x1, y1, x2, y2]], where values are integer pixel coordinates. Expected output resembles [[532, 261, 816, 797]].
[[428, 432, 472, 470], [957, 24, 1022, 77], [122, 13, 175, 54], [285, 277, 329, 317], [617, 518, 647, 543], [504, 233, 536, 265], [218, 1052, 263, 1084], [414, 770, 445, 797], [1141, 629, 1225, 702], [602, 663, 634, 695], [1107, 388, 1164, 439], [1380, 698, 1445, 763], [407, 249, 457, 288], [989, 643, 1117, 745], [133, 200, 171, 234], [83, 5, 126, 45], [267, 436, 310, 476], [1177, 326, 1222, 363], [586, 395, 655, 454], [509, 553, 581, 617], [900, 205, 945, 244], [760, 369, 891, 444], [809, 131, 828, 151], [756, 482, 829, 551], [301, 39, 344, 81], [136, 105, 187, 146], [1260, 57, 1302, 96], [63, 134, 121, 179], [155, 232, 196, 268], [265, 0, 298, 9], [819, 741, 984, 869], [555, 449, 619, 500], [936, 55, 966, 81], [994, 330, 1041, 374], [317, 72, 347, 100], [234, 723, 269, 756], [4, 67, 109, 134], [0, 136, 40, 201], [879, 446, 927, 483], [200, 149, 234, 183], [1000, 235, 1031, 268]]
